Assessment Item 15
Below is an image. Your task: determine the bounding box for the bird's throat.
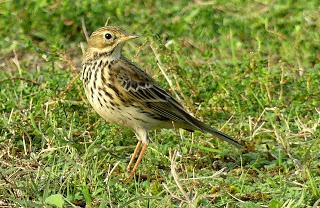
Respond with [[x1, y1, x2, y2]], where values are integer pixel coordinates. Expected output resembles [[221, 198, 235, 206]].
[[84, 46, 122, 63]]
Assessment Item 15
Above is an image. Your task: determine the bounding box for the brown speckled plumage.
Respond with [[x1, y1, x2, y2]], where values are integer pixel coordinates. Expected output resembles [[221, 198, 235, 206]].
[[80, 26, 241, 178]]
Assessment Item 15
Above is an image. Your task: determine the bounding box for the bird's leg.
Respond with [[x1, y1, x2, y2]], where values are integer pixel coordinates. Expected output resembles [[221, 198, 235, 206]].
[[127, 140, 142, 172], [129, 143, 148, 179]]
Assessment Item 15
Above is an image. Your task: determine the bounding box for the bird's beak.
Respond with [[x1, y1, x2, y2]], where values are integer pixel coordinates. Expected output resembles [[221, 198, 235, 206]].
[[120, 35, 139, 43]]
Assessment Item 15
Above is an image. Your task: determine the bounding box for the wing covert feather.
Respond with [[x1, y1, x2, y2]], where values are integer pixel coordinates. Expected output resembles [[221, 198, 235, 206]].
[[109, 58, 190, 123]]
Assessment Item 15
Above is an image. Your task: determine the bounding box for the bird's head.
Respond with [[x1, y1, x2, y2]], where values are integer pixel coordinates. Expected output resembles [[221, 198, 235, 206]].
[[85, 26, 138, 61]]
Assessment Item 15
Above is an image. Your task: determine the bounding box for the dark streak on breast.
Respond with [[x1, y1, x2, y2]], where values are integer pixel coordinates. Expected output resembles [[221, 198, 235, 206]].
[[107, 83, 120, 97], [93, 72, 97, 89], [104, 90, 113, 100], [97, 97, 103, 107], [90, 87, 94, 97], [101, 65, 107, 84], [87, 69, 92, 83]]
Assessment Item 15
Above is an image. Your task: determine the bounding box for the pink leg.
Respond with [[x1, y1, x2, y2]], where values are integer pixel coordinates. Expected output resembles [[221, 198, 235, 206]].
[[129, 143, 148, 179], [127, 141, 142, 172]]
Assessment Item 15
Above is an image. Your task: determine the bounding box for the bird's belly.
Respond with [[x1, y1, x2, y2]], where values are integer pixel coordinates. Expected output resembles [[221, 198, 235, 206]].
[[92, 101, 121, 124], [83, 84, 173, 130], [93, 103, 155, 129], [84, 89, 124, 126], [118, 106, 174, 130], [89, 98, 169, 130]]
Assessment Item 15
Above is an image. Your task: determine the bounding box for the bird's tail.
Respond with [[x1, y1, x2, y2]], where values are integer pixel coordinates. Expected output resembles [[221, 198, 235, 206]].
[[183, 113, 242, 148], [196, 120, 242, 148]]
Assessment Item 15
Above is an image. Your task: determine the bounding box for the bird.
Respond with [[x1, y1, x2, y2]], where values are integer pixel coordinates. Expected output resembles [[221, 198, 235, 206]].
[[80, 26, 241, 178]]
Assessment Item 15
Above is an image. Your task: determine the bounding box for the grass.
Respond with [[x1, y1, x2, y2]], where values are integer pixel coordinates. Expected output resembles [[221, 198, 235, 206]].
[[0, 0, 320, 207]]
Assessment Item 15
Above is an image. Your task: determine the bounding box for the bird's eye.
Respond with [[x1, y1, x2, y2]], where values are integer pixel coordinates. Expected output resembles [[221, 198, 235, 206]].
[[105, 33, 113, 40]]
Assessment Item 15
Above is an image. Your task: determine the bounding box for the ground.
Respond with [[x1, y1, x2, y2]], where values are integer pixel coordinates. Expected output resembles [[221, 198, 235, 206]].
[[0, 1, 319, 207]]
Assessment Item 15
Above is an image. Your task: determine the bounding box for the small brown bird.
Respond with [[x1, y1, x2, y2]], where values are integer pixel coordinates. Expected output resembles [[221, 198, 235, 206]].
[[81, 26, 241, 178]]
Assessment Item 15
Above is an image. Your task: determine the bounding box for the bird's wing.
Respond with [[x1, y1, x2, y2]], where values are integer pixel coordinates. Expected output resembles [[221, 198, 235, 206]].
[[108, 58, 242, 148], [109, 58, 191, 123]]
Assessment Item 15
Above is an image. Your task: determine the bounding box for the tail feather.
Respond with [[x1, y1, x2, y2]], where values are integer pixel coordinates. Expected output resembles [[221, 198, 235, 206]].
[[196, 121, 242, 148], [183, 113, 242, 148], [164, 98, 242, 148]]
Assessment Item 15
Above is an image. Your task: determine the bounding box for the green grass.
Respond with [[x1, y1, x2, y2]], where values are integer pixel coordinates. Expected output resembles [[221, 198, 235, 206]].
[[1, 0, 320, 207]]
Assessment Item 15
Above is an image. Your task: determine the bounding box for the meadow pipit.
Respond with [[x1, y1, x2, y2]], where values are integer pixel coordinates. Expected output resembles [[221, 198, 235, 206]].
[[81, 26, 241, 178]]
